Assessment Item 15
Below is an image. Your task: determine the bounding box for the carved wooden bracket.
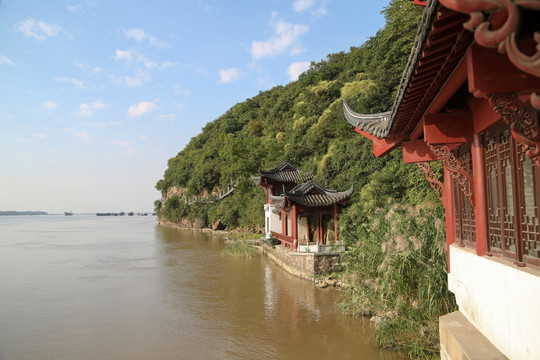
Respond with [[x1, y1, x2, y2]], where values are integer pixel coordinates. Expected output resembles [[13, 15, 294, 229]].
[[417, 162, 444, 202], [490, 93, 540, 167], [438, 0, 540, 110], [429, 144, 475, 208]]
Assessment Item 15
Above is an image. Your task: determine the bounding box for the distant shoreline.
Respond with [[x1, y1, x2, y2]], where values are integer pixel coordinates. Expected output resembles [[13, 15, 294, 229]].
[[0, 211, 48, 216]]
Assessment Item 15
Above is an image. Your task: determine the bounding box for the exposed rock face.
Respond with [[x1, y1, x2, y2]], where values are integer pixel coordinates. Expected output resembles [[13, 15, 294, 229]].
[[212, 220, 226, 231], [157, 218, 203, 229], [165, 186, 187, 200]]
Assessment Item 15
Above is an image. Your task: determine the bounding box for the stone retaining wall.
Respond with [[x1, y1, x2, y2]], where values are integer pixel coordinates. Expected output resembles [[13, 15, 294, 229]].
[[260, 244, 343, 281]]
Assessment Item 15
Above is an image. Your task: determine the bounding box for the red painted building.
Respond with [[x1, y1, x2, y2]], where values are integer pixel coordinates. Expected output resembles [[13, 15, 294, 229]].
[[343, 0, 539, 358], [252, 162, 352, 250]]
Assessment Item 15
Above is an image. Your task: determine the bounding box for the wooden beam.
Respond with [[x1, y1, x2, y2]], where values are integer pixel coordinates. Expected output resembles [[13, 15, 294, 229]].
[[468, 42, 540, 98], [468, 96, 501, 134], [424, 112, 473, 144], [411, 56, 468, 141], [355, 128, 406, 157], [402, 140, 438, 163]]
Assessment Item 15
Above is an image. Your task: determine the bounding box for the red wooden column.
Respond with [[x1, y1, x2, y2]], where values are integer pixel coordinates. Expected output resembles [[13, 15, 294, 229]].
[[281, 209, 287, 236], [333, 204, 339, 243], [471, 133, 488, 256], [443, 165, 456, 272], [317, 212, 323, 244], [291, 204, 298, 249]]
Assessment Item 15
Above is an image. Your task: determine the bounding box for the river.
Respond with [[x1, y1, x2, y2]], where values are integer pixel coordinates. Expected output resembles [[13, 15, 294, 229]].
[[0, 215, 399, 360]]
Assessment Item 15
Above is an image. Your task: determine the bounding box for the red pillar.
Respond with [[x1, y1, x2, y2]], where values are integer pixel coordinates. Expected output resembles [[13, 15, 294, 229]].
[[281, 209, 287, 236], [443, 165, 456, 272], [292, 204, 298, 249], [317, 212, 324, 244], [472, 133, 488, 256], [333, 204, 339, 243]]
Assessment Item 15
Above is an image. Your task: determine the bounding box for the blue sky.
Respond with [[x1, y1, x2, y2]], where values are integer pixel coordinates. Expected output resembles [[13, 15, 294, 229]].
[[0, 0, 390, 214]]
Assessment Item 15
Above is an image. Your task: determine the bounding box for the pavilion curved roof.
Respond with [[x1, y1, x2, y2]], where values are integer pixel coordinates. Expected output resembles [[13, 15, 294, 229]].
[[252, 161, 314, 185], [343, 0, 472, 142], [270, 180, 353, 208]]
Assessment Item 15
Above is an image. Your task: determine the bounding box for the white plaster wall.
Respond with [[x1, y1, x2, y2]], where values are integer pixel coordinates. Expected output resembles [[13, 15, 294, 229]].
[[297, 217, 308, 241], [286, 213, 291, 236], [448, 244, 540, 359], [269, 208, 281, 234]]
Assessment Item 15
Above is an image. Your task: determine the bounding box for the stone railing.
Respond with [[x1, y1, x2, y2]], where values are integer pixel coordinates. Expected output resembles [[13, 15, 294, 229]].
[[297, 241, 345, 253]]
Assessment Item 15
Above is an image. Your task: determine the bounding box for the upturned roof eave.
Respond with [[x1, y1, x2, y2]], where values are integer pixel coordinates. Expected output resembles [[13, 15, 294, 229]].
[[342, 0, 441, 140]]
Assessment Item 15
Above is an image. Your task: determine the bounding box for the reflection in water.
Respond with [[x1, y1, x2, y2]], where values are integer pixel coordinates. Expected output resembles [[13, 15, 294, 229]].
[[0, 216, 400, 360]]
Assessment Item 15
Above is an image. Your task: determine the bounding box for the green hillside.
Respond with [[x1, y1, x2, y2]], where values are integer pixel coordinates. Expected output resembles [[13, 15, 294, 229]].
[[155, 1, 456, 358]]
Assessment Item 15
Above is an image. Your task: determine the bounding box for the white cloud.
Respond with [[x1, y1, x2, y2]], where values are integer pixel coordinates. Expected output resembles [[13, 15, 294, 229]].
[[78, 101, 105, 117], [73, 61, 102, 74], [251, 13, 309, 59], [123, 28, 146, 43], [31, 133, 46, 139], [293, 0, 328, 16], [110, 140, 130, 147], [62, 129, 90, 142], [158, 113, 176, 122], [16, 137, 31, 143], [0, 55, 14, 65], [160, 62, 179, 70], [114, 49, 175, 71], [114, 49, 134, 62], [55, 77, 85, 89], [137, 54, 158, 70], [88, 121, 122, 128], [174, 84, 191, 97], [123, 28, 169, 49], [293, 0, 315, 13], [124, 70, 151, 87], [287, 61, 311, 81], [42, 101, 59, 110], [16, 17, 60, 41], [219, 68, 240, 83], [67, 4, 83, 13], [127, 101, 159, 118]]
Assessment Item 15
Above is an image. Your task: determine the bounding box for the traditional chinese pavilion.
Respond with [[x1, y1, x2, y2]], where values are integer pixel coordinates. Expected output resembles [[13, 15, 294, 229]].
[[343, 0, 539, 359], [252, 162, 353, 250]]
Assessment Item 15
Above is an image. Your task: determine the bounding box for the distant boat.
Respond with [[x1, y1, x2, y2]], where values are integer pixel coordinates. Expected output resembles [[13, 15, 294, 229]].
[[64, 211, 73, 216], [96, 213, 112, 216], [128, 212, 134, 216]]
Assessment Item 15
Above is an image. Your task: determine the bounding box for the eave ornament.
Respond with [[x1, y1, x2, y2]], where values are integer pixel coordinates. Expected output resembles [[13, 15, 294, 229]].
[[489, 93, 540, 166], [417, 162, 444, 201], [438, 0, 540, 109], [429, 144, 475, 207]]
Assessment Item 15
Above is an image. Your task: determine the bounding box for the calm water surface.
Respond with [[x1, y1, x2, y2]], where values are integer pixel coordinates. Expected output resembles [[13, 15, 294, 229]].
[[0, 215, 399, 360]]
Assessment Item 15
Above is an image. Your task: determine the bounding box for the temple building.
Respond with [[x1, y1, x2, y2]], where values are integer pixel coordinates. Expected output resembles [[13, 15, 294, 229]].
[[252, 161, 353, 251], [343, 0, 539, 359]]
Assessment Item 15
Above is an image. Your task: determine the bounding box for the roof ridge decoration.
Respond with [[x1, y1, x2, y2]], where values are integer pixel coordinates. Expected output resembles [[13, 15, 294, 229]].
[[256, 161, 314, 184], [342, 99, 392, 138]]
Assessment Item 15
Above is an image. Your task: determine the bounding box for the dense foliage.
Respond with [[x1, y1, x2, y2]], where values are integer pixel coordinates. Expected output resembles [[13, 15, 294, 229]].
[[156, 1, 456, 358]]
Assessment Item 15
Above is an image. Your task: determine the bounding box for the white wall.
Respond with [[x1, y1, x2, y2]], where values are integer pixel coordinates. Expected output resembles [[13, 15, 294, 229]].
[[448, 245, 540, 359], [267, 205, 281, 234], [297, 217, 308, 242]]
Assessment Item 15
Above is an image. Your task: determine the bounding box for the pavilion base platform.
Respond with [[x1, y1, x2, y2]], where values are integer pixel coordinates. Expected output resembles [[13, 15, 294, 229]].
[[260, 244, 343, 281]]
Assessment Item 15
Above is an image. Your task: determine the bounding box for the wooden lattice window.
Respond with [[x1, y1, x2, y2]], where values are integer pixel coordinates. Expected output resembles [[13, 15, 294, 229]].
[[484, 124, 540, 266], [453, 144, 476, 247]]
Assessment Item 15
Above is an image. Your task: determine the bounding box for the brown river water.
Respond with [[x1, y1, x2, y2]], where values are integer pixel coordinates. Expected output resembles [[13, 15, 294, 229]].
[[0, 215, 400, 360]]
